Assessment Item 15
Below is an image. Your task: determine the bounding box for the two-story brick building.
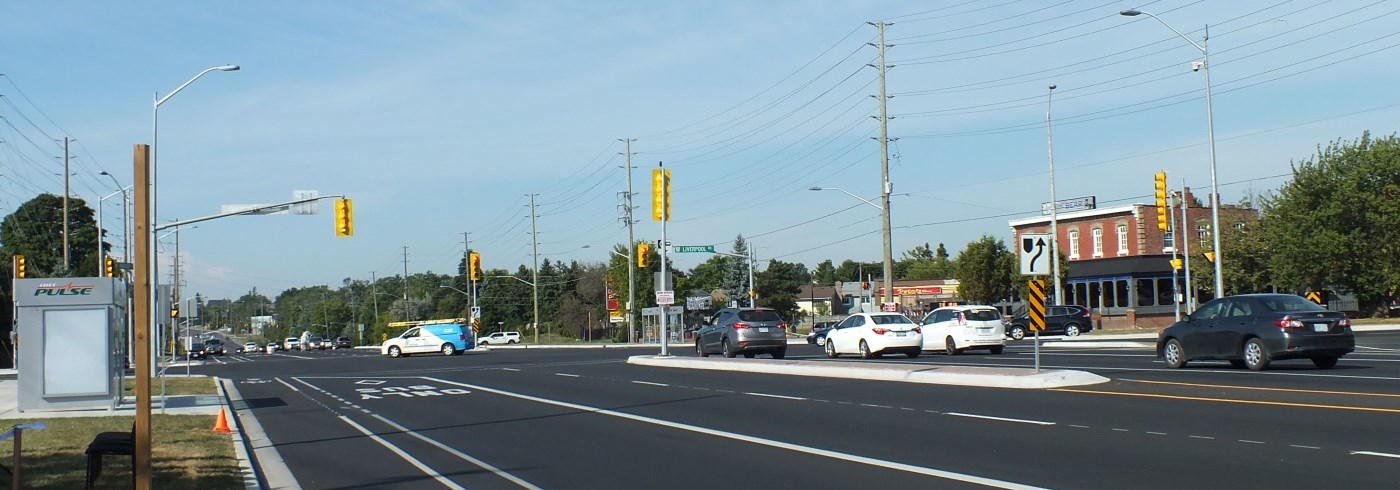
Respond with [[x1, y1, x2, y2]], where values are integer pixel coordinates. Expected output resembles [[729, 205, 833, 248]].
[[1008, 188, 1256, 327]]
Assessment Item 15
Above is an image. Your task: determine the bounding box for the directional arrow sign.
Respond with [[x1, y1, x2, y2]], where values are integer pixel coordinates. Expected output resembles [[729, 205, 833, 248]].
[[1019, 233, 1050, 276], [674, 245, 715, 253]]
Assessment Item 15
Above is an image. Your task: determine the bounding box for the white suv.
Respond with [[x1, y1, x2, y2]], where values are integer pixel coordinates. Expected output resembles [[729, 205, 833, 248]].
[[478, 331, 522, 345], [920, 306, 1006, 355]]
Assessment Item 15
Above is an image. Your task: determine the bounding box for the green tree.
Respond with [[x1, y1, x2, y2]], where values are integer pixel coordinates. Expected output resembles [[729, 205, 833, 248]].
[[754, 259, 808, 320], [899, 243, 940, 280], [954, 235, 1015, 305], [0, 193, 103, 278], [812, 260, 837, 284]]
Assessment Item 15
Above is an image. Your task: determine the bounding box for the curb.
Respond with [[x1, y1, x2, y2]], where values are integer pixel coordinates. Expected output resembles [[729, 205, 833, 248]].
[[626, 355, 1108, 389], [1042, 341, 1154, 349], [224, 378, 300, 489]]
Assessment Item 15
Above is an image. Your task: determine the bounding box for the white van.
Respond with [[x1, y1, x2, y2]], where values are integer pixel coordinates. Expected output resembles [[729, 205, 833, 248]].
[[283, 337, 301, 351], [920, 306, 1006, 355], [478, 331, 522, 345]]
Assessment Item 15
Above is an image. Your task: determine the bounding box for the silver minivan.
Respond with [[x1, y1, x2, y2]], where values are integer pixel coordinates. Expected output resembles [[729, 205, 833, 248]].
[[695, 307, 789, 358]]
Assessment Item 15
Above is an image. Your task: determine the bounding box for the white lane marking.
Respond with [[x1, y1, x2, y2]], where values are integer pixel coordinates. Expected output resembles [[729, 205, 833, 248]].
[[1111, 428, 1129, 432], [277, 353, 315, 359], [1018, 353, 1155, 358], [923, 360, 1400, 381], [631, 381, 669, 387], [1291, 445, 1321, 450], [1069, 425, 1091, 429], [501, 368, 520, 372], [274, 378, 300, 392], [743, 392, 808, 401], [1354, 345, 1400, 352], [1239, 440, 1265, 444], [338, 416, 464, 490], [554, 373, 580, 378], [861, 404, 892, 409], [944, 412, 1056, 426], [423, 377, 1050, 490], [1351, 450, 1400, 459], [371, 414, 544, 489], [1189, 435, 1215, 440], [1146, 432, 1167, 436]]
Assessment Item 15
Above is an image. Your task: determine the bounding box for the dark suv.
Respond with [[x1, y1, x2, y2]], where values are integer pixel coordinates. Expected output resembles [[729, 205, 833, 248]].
[[203, 338, 227, 356], [695, 307, 789, 358], [1007, 305, 1092, 340]]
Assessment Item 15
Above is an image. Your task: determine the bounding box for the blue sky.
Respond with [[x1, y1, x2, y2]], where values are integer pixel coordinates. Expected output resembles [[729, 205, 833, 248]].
[[3, 1, 1398, 301]]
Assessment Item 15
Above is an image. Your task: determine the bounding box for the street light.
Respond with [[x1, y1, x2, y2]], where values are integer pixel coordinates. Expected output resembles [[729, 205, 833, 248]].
[[809, 186, 893, 309], [1045, 85, 1062, 306], [1120, 9, 1224, 298]]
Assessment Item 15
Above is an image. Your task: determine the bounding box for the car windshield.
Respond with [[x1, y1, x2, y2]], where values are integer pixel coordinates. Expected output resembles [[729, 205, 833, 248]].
[[870, 314, 915, 325], [963, 309, 1001, 321], [738, 310, 783, 322], [1259, 295, 1326, 313]]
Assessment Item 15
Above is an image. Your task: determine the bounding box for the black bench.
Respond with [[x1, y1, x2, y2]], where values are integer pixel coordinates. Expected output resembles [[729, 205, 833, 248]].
[[84, 425, 134, 489]]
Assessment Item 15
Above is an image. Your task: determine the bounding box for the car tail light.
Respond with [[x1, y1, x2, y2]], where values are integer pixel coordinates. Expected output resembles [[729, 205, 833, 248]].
[[1081, 309, 1091, 317], [872, 328, 889, 335], [912, 327, 921, 334], [459, 333, 467, 341], [1276, 316, 1305, 330], [777, 322, 788, 330], [1338, 316, 1351, 329], [733, 322, 752, 330]]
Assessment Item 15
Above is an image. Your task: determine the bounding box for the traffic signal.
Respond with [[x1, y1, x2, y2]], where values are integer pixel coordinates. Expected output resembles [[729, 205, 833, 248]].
[[468, 252, 482, 281], [1170, 257, 1183, 270], [12, 255, 24, 278], [334, 198, 354, 237], [651, 168, 671, 221], [637, 242, 650, 268], [1153, 171, 1168, 231], [104, 255, 116, 277], [170, 305, 180, 318]]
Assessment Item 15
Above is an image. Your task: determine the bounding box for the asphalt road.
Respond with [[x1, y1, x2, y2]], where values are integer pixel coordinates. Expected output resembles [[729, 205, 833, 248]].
[[196, 333, 1400, 489]]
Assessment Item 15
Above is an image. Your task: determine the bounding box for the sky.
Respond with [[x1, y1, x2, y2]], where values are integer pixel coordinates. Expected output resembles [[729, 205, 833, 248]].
[[2, 0, 1398, 302]]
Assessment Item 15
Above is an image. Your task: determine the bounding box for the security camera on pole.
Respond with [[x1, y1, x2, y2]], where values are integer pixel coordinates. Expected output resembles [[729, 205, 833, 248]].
[[651, 163, 673, 356]]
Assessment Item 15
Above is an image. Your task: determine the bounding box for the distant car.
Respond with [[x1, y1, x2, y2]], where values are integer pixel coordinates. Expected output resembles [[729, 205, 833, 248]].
[[203, 338, 227, 356], [284, 337, 301, 351], [335, 337, 352, 349], [806, 321, 838, 345], [920, 305, 1006, 355], [478, 331, 522, 346], [243, 342, 259, 354], [382, 323, 470, 357], [695, 307, 789, 359], [187, 346, 208, 360], [265, 343, 280, 354], [1158, 293, 1355, 371], [306, 337, 326, 351], [823, 312, 922, 359], [1007, 305, 1092, 340]]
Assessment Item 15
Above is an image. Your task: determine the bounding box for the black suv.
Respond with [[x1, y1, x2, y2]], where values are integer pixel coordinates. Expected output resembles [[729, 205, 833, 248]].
[[695, 307, 789, 358], [203, 338, 227, 356], [335, 337, 353, 349], [1007, 305, 1092, 340]]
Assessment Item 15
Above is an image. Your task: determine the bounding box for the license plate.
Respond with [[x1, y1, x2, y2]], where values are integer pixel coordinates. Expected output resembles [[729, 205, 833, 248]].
[[759, 328, 769, 333], [895, 332, 906, 337], [1313, 324, 1329, 332], [978, 327, 991, 333]]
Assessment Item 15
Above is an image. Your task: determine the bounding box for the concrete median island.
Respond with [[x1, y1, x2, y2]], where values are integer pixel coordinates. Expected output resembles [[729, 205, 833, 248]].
[[627, 355, 1109, 389]]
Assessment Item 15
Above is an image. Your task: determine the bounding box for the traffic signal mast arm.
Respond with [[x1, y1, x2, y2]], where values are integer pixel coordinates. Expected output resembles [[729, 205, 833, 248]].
[[154, 194, 348, 231]]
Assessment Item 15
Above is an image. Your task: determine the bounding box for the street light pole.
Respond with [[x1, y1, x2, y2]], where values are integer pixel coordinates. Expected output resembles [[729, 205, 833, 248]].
[[809, 185, 887, 309], [1046, 84, 1062, 306], [1120, 9, 1224, 298]]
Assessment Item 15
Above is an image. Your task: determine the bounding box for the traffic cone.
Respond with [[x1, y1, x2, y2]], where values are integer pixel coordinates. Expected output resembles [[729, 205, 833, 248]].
[[213, 408, 232, 434]]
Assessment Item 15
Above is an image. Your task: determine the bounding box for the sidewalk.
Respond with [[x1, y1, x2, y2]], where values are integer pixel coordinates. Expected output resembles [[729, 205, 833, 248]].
[[0, 370, 224, 420]]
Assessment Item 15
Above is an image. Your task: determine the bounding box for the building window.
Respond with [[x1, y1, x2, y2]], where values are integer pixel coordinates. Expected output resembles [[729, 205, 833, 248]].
[[1197, 223, 1210, 248], [1115, 280, 1129, 307], [1164, 230, 1175, 251], [1136, 279, 1154, 307], [1235, 221, 1246, 231], [1116, 224, 1128, 256], [1092, 228, 1103, 257], [1068, 230, 1080, 259], [1157, 278, 1175, 306]]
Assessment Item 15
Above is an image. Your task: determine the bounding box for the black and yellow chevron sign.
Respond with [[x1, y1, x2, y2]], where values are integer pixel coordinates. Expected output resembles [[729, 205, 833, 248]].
[[1304, 291, 1324, 304], [1028, 279, 1046, 332]]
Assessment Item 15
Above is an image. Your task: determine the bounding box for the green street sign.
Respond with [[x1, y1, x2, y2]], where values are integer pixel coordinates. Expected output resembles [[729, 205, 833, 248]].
[[675, 245, 715, 253]]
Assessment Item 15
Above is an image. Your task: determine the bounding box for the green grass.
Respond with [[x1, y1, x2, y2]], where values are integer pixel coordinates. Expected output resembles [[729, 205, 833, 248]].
[[0, 415, 243, 489], [1351, 317, 1399, 325], [123, 376, 216, 397]]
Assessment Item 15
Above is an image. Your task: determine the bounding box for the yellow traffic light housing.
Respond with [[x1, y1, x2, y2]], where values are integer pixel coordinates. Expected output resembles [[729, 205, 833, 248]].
[[170, 305, 180, 318], [1203, 251, 1215, 263], [104, 255, 116, 277], [468, 252, 482, 281], [651, 168, 671, 221], [637, 242, 650, 268], [1153, 171, 1168, 231], [334, 198, 354, 237], [1170, 258, 1183, 270], [13, 255, 25, 278]]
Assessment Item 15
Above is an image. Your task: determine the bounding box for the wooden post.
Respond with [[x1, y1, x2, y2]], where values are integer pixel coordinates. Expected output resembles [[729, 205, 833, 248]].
[[132, 144, 153, 489], [11, 427, 20, 490]]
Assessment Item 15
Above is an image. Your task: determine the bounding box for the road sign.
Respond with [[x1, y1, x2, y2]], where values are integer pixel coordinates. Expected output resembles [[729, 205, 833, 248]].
[[675, 245, 715, 253], [1019, 233, 1051, 276], [655, 290, 674, 305], [1305, 291, 1324, 304], [1027, 279, 1046, 332]]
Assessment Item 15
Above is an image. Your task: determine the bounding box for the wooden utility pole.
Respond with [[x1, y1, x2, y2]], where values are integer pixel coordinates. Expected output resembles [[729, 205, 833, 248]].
[[132, 144, 153, 489]]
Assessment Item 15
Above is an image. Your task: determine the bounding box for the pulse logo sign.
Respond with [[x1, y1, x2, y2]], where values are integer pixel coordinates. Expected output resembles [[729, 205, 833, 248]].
[[34, 282, 95, 296]]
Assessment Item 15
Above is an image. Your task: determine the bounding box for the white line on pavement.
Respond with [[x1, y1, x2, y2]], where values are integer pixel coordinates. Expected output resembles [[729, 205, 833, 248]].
[[274, 377, 300, 392], [926, 360, 1400, 381], [338, 416, 465, 490], [1290, 445, 1321, 450], [1239, 440, 1264, 444], [501, 368, 521, 372], [1351, 450, 1400, 459], [372, 414, 544, 489], [943, 412, 1056, 426], [631, 381, 670, 387], [743, 392, 808, 401], [422, 377, 1051, 490], [554, 373, 581, 378]]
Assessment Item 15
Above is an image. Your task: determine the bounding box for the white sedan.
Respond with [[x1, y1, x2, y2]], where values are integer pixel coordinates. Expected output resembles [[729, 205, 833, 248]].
[[824, 313, 923, 359], [920, 305, 1006, 355]]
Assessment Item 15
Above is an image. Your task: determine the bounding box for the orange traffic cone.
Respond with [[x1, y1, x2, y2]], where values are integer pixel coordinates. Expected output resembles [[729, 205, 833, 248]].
[[213, 408, 232, 434]]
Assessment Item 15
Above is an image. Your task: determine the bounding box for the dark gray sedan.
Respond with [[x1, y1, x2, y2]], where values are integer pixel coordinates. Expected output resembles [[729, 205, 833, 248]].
[[1157, 294, 1354, 370], [695, 307, 789, 359]]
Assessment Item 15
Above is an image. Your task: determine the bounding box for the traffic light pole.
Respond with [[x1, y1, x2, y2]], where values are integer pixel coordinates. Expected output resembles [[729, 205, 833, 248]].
[[657, 163, 671, 357]]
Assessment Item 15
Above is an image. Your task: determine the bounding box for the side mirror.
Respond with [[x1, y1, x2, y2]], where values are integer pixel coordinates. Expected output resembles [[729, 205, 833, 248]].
[[1181, 313, 1192, 322]]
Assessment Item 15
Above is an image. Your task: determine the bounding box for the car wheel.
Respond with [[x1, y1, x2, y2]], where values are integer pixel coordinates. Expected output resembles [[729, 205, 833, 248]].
[[1162, 339, 1186, 368], [722, 338, 737, 358], [508, 339, 518, 344], [1311, 356, 1339, 369], [945, 337, 961, 356], [989, 346, 1004, 355], [1228, 359, 1246, 369], [814, 335, 825, 346], [1063, 324, 1082, 337], [772, 349, 786, 359], [1243, 338, 1270, 371], [743, 352, 756, 359], [1009, 326, 1026, 341], [441, 343, 457, 356], [388, 345, 402, 358], [825, 340, 839, 358], [858, 340, 876, 359], [696, 340, 709, 357], [905, 350, 920, 358]]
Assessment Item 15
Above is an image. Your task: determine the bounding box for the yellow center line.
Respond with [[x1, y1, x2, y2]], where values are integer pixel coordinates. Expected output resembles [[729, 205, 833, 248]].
[[1052, 389, 1400, 414], [1122, 378, 1400, 398]]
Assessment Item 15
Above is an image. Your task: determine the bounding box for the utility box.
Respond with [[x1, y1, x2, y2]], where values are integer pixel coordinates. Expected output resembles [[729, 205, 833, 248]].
[[13, 277, 126, 412]]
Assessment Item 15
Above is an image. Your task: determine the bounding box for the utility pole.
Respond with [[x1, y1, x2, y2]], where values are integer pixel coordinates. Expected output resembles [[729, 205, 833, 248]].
[[1046, 84, 1062, 306], [370, 271, 380, 324], [620, 138, 637, 343], [63, 137, 71, 271], [529, 193, 540, 344], [401, 247, 410, 321], [870, 20, 895, 307], [463, 232, 477, 322]]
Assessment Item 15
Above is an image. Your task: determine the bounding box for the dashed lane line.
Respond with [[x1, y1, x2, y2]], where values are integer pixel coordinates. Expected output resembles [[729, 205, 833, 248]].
[[1351, 450, 1400, 459], [554, 373, 581, 378], [631, 381, 669, 387], [1053, 388, 1400, 414], [945, 412, 1055, 426], [744, 392, 808, 401], [1122, 378, 1400, 398]]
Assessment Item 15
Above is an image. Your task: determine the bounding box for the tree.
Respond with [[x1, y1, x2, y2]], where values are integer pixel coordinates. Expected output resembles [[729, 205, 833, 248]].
[[812, 260, 837, 284], [754, 259, 808, 320], [723, 235, 750, 303], [0, 193, 103, 278], [899, 243, 940, 280], [1262, 132, 1400, 314], [954, 235, 1014, 305]]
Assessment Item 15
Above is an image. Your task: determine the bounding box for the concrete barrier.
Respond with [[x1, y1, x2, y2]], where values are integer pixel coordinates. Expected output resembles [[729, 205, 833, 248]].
[[626, 355, 1108, 389]]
